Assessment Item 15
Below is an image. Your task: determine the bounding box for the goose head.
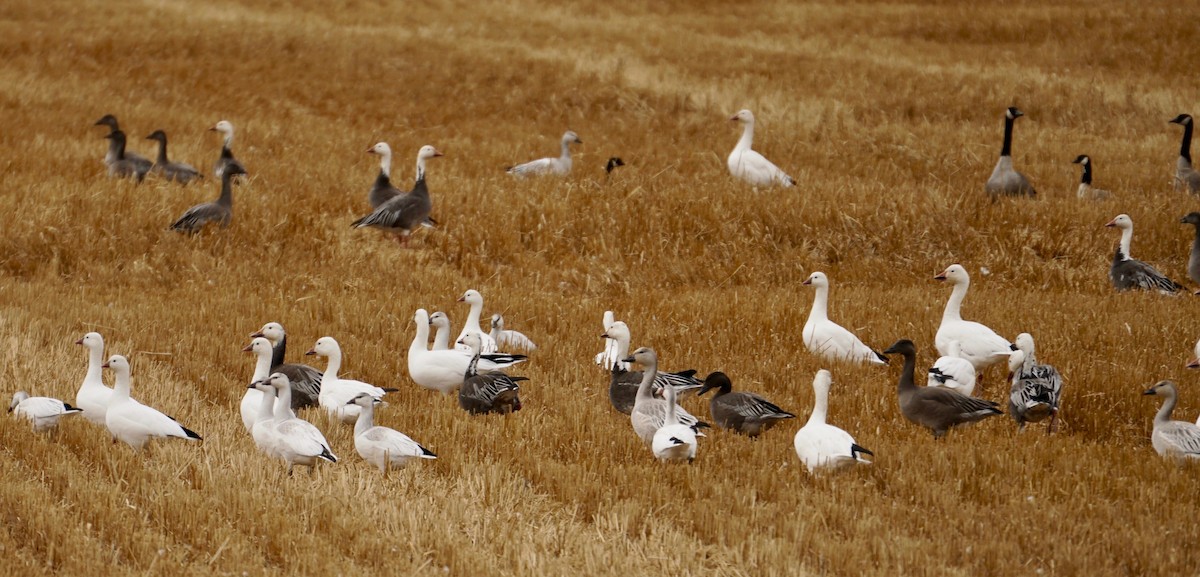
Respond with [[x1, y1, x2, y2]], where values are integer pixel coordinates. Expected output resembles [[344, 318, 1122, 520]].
[[76, 331, 104, 349], [101, 354, 130, 374], [1104, 214, 1132, 230], [1187, 338, 1200, 369], [1143, 379, 1178, 398], [934, 264, 969, 285], [811, 369, 832, 397], [413, 308, 430, 326], [605, 157, 625, 173], [367, 142, 392, 157], [347, 392, 382, 408], [429, 311, 449, 329], [9, 391, 29, 412], [1169, 114, 1193, 126], [265, 372, 291, 392], [457, 332, 483, 354], [94, 114, 119, 129], [244, 337, 273, 359], [1006, 348, 1026, 379], [1181, 212, 1200, 227], [562, 131, 582, 145], [417, 145, 444, 161], [601, 320, 630, 341], [223, 163, 248, 178], [1005, 107, 1024, 120], [209, 120, 234, 135], [249, 379, 274, 393], [621, 346, 657, 368], [698, 371, 733, 396], [1072, 154, 1090, 165], [1014, 333, 1036, 356], [490, 314, 504, 331], [457, 289, 483, 306], [882, 339, 916, 358], [801, 271, 829, 289], [305, 337, 339, 358], [145, 130, 167, 142], [250, 322, 284, 343], [729, 109, 754, 124]]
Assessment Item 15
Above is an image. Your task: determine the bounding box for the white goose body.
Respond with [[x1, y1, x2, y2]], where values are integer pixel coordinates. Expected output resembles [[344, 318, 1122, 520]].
[[455, 289, 498, 353], [926, 340, 977, 396], [490, 314, 537, 352], [801, 272, 887, 365], [263, 373, 337, 475], [408, 309, 528, 395], [506, 131, 581, 177], [9, 392, 82, 433], [248, 380, 281, 459], [594, 311, 622, 369], [102, 355, 202, 451], [933, 264, 1012, 373], [74, 332, 113, 426], [651, 384, 697, 463], [727, 109, 795, 187], [307, 337, 391, 424], [241, 337, 277, 432], [793, 370, 873, 473], [349, 393, 436, 472]]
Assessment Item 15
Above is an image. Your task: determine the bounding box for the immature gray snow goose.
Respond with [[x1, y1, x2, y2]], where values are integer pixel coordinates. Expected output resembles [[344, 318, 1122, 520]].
[[170, 163, 247, 233], [305, 337, 395, 424], [697, 371, 794, 437], [884, 340, 1002, 439], [926, 340, 976, 396], [208, 120, 245, 179], [1105, 214, 1183, 294], [490, 314, 537, 352], [1169, 114, 1200, 193], [933, 264, 1014, 374], [1072, 155, 1109, 200], [600, 320, 704, 415], [626, 347, 709, 445], [145, 130, 201, 184], [455, 289, 498, 353], [352, 145, 441, 246], [1143, 380, 1200, 459], [102, 355, 202, 452], [102, 131, 150, 182], [348, 392, 436, 472], [407, 309, 527, 395], [802, 272, 887, 365], [94, 114, 152, 174], [260, 373, 337, 475], [506, 130, 582, 177], [74, 332, 112, 426], [9, 392, 82, 433], [1180, 212, 1200, 292], [249, 322, 322, 408], [652, 382, 696, 463], [1006, 334, 1063, 433], [793, 370, 873, 473], [727, 109, 795, 187], [985, 107, 1037, 197], [457, 333, 524, 415]]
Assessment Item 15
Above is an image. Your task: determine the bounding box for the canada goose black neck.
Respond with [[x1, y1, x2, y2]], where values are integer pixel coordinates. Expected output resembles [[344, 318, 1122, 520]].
[[1078, 158, 1092, 185], [1000, 112, 1017, 157], [884, 340, 917, 393], [1179, 117, 1194, 163]]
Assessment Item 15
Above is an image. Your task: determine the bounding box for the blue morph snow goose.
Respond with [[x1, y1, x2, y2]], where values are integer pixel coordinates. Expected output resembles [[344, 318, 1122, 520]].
[[697, 371, 794, 437], [1143, 380, 1200, 459], [170, 163, 248, 233], [933, 265, 1013, 374], [145, 130, 201, 184], [884, 340, 1002, 439], [209, 120, 245, 179], [352, 145, 442, 246], [506, 131, 582, 177], [250, 322, 322, 409], [727, 109, 795, 187], [984, 107, 1036, 197], [102, 130, 150, 183], [1006, 333, 1063, 433], [365, 142, 403, 208], [802, 272, 887, 365], [793, 370, 873, 473], [457, 333, 524, 415], [1105, 214, 1182, 294]]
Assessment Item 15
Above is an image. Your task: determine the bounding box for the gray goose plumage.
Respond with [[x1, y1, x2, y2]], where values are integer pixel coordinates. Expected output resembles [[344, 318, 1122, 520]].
[[601, 321, 703, 415], [1105, 214, 1183, 294], [984, 107, 1037, 197], [366, 142, 404, 209], [697, 371, 795, 437], [883, 339, 1002, 439], [1169, 114, 1200, 193], [352, 145, 442, 246], [625, 347, 709, 445], [1143, 380, 1200, 459], [145, 130, 202, 184], [1072, 155, 1109, 200], [209, 120, 245, 179], [1181, 212, 1200, 292], [458, 333, 524, 415], [170, 163, 247, 233], [1006, 333, 1063, 433], [102, 130, 150, 183], [250, 322, 322, 409], [94, 114, 152, 174]]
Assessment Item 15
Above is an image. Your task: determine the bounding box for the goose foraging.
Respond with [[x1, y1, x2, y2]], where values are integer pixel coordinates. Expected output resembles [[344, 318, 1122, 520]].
[[260, 373, 338, 475], [1072, 155, 1109, 200], [1169, 114, 1200, 193], [727, 109, 795, 187], [697, 371, 795, 437], [490, 314, 537, 352], [884, 340, 1002, 439], [348, 392, 436, 473], [933, 264, 1014, 375], [1105, 214, 1183, 294], [652, 382, 697, 463], [926, 340, 977, 396], [145, 130, 202, 184], [208, 120, 245, 179], [506, 130, 582, 177], [600, 320, 705, 415], [102, 355, 203, 452], [74, 332, 113, 426], [249, 322, 322, 409], [94, 115, 152, 174], [793, 370, 873, 473], [1143, 380, 1200, 459], [984, 107, 1037, 197], [169, 163, 248, 233], [351, 145, 441, 246], [458, 333, 524, 415], [802, 272, 888, 365], [1006, 334, 1063, 433], [305, 337, 395, 424], [407, 309, 528, 395], [626, 347, 709, 446], [9, 392, 83, 433], [102, 131, 150, 182]]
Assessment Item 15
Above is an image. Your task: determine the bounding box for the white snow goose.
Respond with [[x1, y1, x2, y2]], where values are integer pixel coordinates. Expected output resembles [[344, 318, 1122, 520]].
[[926, 340, 976, 396], [102, 130, 150, 183], [351, 145, 441, 246], [600, 320, 704, 415], [1186, 338, 1200, 384], [984, 107, 1037, 197], [933, 264, 1014, 374], [94, 115, 152, 174], [801, 272, 888, 365], [1143, 380, 1200, 459], [429, 311, 452, 351], [9, 392, 82, 433], [652, 383, 696, 463], [407, 309, 527, 395], [455, 289, 498, 353], [793, 370, 873, 473], [208, 120, 245, 179], [247, 379, 282, 459], [727, 109, 795, 187], [102, 355, 202, 452], [457, 333, 524, 415], [74, 332, 112, 426], [249, 322, 322, 408], [1105, 214, 1183, 294], [490, 314, 537, 352], [626, 347, 709, 446], [145, 130, 201, 184], [697, 371, 794, 437], [1169, 114, 1200, 193], [593, 310, 620, 369], [305, 337, 396, 424], [260, 373, 337, 475], [1006, 334, 1063, 433], [506, 130, 582, 177], [241, 337, 281, 432], [1072, 155, 1110, 201], [348, 392, 436, 473], [169, 163, 248, 233], [884, 340, 1002, 439]]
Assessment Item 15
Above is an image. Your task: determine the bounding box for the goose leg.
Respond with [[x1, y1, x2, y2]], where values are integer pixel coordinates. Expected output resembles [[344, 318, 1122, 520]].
[[1047, 411, 1057, 435]]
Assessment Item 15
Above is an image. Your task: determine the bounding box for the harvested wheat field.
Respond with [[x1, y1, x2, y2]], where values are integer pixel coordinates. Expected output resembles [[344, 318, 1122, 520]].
[[2, 0, 1200, 575]]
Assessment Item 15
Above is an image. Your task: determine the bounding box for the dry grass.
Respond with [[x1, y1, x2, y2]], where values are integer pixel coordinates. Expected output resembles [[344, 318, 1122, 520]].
[[1, 0, 1199, 574]]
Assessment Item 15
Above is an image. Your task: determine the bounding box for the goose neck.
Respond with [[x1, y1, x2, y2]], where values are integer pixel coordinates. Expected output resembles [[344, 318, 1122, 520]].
[[466, 349, 481, 378], [1154, 392, 1176, 424], [735, 121, 755, 152], [1000, 115, 1014, 157], [942, 282, 968, 322], [272, 385, 293, 420], [663, 387, 678, 425], [1181, 121, 1193, 163], [808, 284, 830, 322], [354, 402, 375, 436], [256, 388, 275, 421], [414, 156, 427, 183], [560, 139, 572, 160], [271, 334, 287, 368], [897, 352, 917, 393], [218, 171, 235, 207], [111, 369, 132, 401], [85, 347, 105, 385], [432, 324, 449, 351], [1079, 162, 1092, 185], [465, 300, 484, 332], [380, 150, 392, 177], [155, 138, 169, 165], [806, 387, 829, 426], [634, 362, 657, 400], [1117, 227, 1133, 261], [321, 351, 342, 381], [251, 351, 273, 383], [411, 320, 431, 356]]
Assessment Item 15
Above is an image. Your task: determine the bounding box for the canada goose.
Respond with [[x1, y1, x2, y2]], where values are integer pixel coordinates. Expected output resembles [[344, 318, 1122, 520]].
[[1180, 212, 1200, 292], [801, 272, 888, 365], [506, 131, 582, 176], [94, 114, 152, 172], [351, 145, 441, 246], [169, 163, 248, 233], [1169, 114, 1200, 193], [457, 333, 524, 415], [727, 109, 795, 187], [145, 130, 202, 184], [1104, 214, 1183, 293], [1006, 333, 1063, 433], [985, 107, 1037, 197], [1142, 380, 1200, 459], [883, 340, 1003, 439], [102, 131, 150, 183], [208, 120, 245, 179], [1072, 155, 1109, 200], [697, 371, 795, 437], [605, 157, 625, 174]]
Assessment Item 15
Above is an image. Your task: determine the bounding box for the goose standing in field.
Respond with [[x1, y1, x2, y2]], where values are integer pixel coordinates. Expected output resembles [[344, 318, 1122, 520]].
[[793, 370, 873, 473], [407, 309, 528, 395], [727, 109, 795, 188], [506, 130, 582, 177], [305, 337, 395, 424], [247, 379, 282, 459], [94, 114, 152, 173], [145, 130, 201, 184], [169, 163, 248, 233], [626, 347, 709, 445], [490, 314, 537, 352], [102, 131, 150, 183], [242, 337, 281, 432], [985, 107, 1037, 197], [1072, 155, 1110, 200], [1006, 334, 1063, 433], [883, 340, 1003, 439], [926, 340, 977, 396], [594, 311, 621, 369], [458, 333, 524, 415], [802, 272, 888, 365], [347, 392, 436, 472], [1143, 380, 1200, 459], [208, 120, 245, 179], [249, 322, 322, 408], [429, 311, 452, 351], [9, 392, 82, 433], [365, 142, 404, 208], [102, 355, 202, 452], [1104, 214, 1183, 293], [934, 264, 1013, 376], [351, 145, 442, 246], [600, 320, 704, 415], [261, 373, 337, 475], [455, 289, 499, 353], [1186, 338, 1200, 377], [652, 383, 697, 463], [1169, 114, 1200, 193], [697, 371, 794, 437], [74, 332, 112, 426], [1180, 212, 1200, 293]]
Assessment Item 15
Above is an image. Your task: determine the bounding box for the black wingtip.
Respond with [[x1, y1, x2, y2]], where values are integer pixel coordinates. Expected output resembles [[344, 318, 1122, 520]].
[[421, 446, 437, 458], [851, 443, 874, 458], [182, 426, 203, 441]]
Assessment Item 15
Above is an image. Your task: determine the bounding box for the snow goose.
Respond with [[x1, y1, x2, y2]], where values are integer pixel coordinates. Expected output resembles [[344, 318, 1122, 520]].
[[1072, 155, 1110, 201], [208, 120, 245, 179], [429, 311, 452, 351], [102, 131, 150, 183], [727, 109, 795, 187], [984, 107, 1037, 197], [145, 130, 201, 184], [365, 142, 404, 208], [347, 392, 436, 472], [1186, 338, 1200, 376], [490, 314, 537, 352], [802, 272, 887, 365], [883, 340, 1002, 439], [457, 333, 524, 415], [74, 332, 112, 426], [407, 309, 528, 395], [241, 337, 278, 432], [262, 373, 338, 475], [305, 337, 394, 424], [9, 392, 82, 433], [249, 322, 322, 408], [351, 145, 442, 246], [455, 289, 498, 353], [1180, 212, 1200, 292], [247, 379, 281, 459], [506, 130, 582, 177], [169, 163, 248, 233], [600, 320, 703, 415], [933, 264, 1014, 374], [626, 347, 708, 446], [1105, 214, 1183, 294], [697, 371, 794, 437], [652, 383, 696, 463], [1169, 114, 1200, 193], [1143, 380, 1200, 459], [1006, 335, 1063, 433], [102, 355, 202, 452], [793, 370, 873, 473], [594, 311, 621, 369], [926, 340, 976, 396], [94, 115, 152, 172]]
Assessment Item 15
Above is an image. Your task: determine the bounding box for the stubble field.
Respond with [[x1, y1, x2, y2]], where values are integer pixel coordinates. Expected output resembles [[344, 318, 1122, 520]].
[[1, 0, 1199, 575]]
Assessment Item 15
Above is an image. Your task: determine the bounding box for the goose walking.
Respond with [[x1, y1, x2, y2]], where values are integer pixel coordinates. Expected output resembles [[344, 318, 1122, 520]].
[[506, 131, 582, 177], [793, 370, 873, 473], [697, 371, 795, 437], [727, 109, 795, 187], [102, 131, 150, 182], [169, 163, 248, 233], [305, 337, 395, 424], [1169, 114, 1200, 193], [145, 130, 201, 184], [260, 373, 337, 475], [626, 347, 709, 445], [458, 333, 524, 415], [1006, 334, 1063, 433], [74, 332, 112, 426], [1143, 380, 1200, 459], [9, 392, 82, 433], [802, 272, 887, 365], [94, 115, 152, 174], [407, 309, 528, 395], [652, 383, 697, 463], [594, 311, 621, 369], [934, 264, 1013, 375], [1072, 155, 1109, 200], [883, 340, 1002, 439], [1105, 214, 1182, 293], [926, 340, 977, 396], [208, 120, 245, 179], [455, 289, 498, 353], [351, 145, 441, 246], [429, 311, 452, 351], [1180, 212, 1200, 293], [985, 107, 1037, 197], [347, 393, 436, 472], [600, 320, 704, 415], [102, 355, 202, 452], [490, 314, 537, 352], [249, 322, 322, 408]]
